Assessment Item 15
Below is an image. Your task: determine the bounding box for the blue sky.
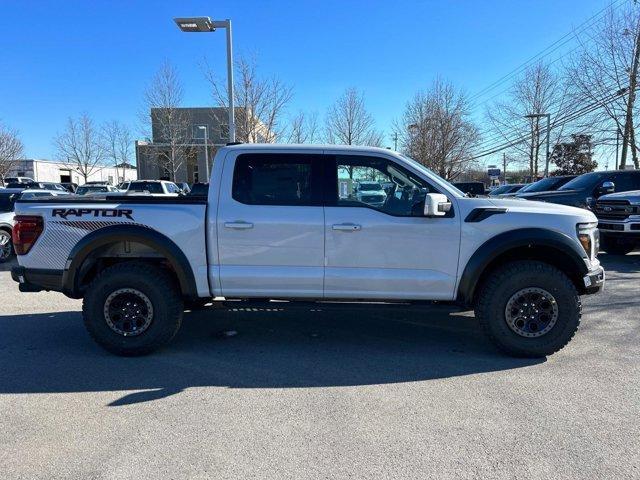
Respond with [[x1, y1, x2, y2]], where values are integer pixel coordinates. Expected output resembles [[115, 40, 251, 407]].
[[1, 0, 608, 161]]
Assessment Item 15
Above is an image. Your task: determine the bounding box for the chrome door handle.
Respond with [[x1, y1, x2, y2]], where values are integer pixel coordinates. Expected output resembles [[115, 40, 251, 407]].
[[332, 223, 361, 231], [224, 221, 254, 229]]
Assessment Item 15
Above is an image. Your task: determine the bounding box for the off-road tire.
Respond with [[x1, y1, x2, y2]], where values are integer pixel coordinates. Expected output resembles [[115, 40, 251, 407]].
[[600, 235, 636, 256], [82, 262, 183, 356], [475, 260, 581, 358]]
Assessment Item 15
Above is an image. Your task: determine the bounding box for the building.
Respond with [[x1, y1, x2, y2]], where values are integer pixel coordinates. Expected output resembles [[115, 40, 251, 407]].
[[135, 107, 270, 183], [5, 159, 137, 185]]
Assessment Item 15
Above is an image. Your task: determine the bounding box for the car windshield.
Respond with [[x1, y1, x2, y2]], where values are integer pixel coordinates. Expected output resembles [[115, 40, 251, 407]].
[[489, 185, 514, 195], [129, 182, 163, 193], [558, 172, 607, 191], [519, 177, 563, 193], [359, 183, 382, 191], [0, 193, 17, 212]]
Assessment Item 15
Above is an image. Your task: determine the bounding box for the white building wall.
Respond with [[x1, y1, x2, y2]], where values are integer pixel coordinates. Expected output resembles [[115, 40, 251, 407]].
[[8, 160, 137, 185]]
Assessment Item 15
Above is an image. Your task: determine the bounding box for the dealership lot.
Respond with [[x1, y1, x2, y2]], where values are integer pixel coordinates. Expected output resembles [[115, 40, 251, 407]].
[[0, 255, 638, 479]]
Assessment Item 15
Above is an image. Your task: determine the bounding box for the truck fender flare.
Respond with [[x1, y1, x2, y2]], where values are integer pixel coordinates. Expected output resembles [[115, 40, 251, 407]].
[[457, 228, 588, 305], [62, 224, 198, 298]]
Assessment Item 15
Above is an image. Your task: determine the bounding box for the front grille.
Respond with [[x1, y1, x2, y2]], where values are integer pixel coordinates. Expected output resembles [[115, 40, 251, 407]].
[[594, 200, 638, 220]]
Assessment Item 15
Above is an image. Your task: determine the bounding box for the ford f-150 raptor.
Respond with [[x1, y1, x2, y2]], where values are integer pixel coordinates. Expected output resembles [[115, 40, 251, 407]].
[[11, 145, 604, 357]]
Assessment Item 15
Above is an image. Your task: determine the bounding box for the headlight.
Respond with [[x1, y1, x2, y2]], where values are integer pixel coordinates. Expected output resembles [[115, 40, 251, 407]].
[[577, 222, 598, 260]]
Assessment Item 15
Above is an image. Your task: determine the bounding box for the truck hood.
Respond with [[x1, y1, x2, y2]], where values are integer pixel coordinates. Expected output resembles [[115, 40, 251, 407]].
[[523, 189, 580, 199], [486, 197, 595, 221], [598, 190, 640, 204]]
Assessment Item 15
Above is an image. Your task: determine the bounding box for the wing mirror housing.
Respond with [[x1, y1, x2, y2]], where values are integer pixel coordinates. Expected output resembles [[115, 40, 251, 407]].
[[598, 181, 615, 196], [424, 193, 452, 217]]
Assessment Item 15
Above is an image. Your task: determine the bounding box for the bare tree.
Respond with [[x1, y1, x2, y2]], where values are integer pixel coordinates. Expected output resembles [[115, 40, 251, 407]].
[[101, 120, 133, 183], [286, 111, 319, 143], [0, 122, 24, 185], [54, 113, 106, 182], [399, 79, 480, 181], [143, 60, 190, 180], [203, 55, 293, 143], [485, 62, 570, 178], [324, 87, 384, 147], [566, 2, 640, 168]]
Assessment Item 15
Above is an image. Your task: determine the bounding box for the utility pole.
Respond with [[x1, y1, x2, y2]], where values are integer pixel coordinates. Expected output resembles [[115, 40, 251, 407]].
[[503, 152, 507, 185], [621, 25, 640, 168], [616, 128, 620, 170], [392, 132, 398, 151]]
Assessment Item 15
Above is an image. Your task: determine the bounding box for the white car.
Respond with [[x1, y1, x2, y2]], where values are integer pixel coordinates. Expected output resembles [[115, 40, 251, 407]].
[[76, 185, 119, 195], [11, 144, 604, 357], [355, 181, 387, 207], [124, 180, 182, 196]]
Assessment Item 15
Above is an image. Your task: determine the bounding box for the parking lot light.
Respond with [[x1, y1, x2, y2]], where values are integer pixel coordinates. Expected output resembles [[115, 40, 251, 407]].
[[173, 16, 236, 143]]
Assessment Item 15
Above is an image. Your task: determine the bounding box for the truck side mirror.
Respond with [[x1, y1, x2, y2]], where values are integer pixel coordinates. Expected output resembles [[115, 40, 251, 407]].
[[424, 193, 451, 217], [598, 181, 615, 196]]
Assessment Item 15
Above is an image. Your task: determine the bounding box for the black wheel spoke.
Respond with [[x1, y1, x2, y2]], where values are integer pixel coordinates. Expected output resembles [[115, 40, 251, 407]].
[[505, 287, 559, 338], [103, 289, 153, 337]]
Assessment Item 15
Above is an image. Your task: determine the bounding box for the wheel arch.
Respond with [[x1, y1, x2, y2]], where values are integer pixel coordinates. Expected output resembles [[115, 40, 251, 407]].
[[457, 228, 589, 305], [62, 224, 198, 299]]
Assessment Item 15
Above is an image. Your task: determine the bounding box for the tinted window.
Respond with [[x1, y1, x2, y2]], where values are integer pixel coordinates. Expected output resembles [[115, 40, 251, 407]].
[[129, 182, 164, 194], [489, 185, 515, 196], [332, 155, 436, 216], [232, 154, 322, 206]]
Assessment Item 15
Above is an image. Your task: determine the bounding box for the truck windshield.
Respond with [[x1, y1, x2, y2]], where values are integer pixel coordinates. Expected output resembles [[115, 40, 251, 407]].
[[397, 154, 465, 197]]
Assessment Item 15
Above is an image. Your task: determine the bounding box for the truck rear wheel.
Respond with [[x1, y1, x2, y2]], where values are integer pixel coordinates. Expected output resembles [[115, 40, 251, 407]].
[[474, 260, 581, 358], [82, 262, 183, 356]]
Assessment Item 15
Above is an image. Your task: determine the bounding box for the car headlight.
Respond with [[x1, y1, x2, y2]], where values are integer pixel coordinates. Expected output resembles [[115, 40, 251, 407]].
[[577, 222, 598, 260]]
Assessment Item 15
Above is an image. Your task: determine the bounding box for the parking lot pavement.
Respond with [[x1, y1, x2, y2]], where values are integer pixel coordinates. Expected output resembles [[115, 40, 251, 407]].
[[0, 256, 638, 479]]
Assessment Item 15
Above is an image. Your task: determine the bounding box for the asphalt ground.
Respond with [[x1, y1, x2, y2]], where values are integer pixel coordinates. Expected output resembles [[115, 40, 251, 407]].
[[0, 254, 638, 479]]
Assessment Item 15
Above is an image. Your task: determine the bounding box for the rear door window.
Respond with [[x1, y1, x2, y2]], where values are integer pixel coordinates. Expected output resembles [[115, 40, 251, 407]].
[[232, 153, 323, 206]]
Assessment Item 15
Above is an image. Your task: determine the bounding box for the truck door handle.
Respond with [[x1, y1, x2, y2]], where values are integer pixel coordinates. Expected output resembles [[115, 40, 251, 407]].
[[224, 221, 254, 229], [332, 223, 361, 231]]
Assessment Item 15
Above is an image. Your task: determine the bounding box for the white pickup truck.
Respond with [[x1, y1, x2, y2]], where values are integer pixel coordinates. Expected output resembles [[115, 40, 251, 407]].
[[11, 144, 604, 357]]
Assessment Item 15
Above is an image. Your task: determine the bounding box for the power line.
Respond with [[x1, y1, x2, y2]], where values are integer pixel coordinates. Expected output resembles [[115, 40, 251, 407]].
[[467, 0, 626, 109]]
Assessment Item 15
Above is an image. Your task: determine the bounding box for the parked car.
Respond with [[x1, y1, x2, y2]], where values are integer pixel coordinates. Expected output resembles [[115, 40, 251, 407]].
[[0, 189, 19, 262], [593, 189, 640, 255], [3, 177, 34, 185], [76, 185, 119, 195], [453, 182, 486, 197], [488, 184, 526, 196], [354, 181, 387, 207], [11, 144, 604, 358], [84, 181, 111, 186], [126, 180, 182, 196], [515, 175, 577, 198], [525, 170, 640, 209], [18, 189, 72, 200]]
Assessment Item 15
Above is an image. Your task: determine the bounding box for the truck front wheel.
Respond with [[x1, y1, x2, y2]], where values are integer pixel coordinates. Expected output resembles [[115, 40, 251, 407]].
[[474, 260, 581, 358], [82, 262, 183, 356]]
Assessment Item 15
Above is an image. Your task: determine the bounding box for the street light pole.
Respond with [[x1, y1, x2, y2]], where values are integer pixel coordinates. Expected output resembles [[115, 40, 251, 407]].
[[198, 126, 210, 180], [174, 17, 236, 143]]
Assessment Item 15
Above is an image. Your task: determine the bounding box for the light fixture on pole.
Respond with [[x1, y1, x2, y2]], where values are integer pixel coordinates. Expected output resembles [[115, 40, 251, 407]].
[[197, 125, 210, 180], [525, 113, 551, 177], [174, 16, 236, 143]]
